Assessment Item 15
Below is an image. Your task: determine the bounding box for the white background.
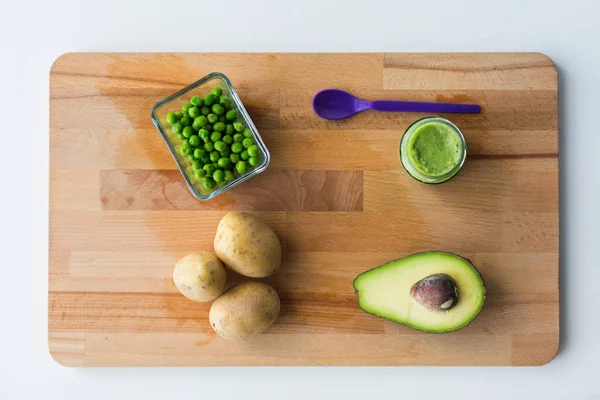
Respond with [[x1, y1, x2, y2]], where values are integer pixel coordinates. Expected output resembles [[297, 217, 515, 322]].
[[1, 0, 599, 398]]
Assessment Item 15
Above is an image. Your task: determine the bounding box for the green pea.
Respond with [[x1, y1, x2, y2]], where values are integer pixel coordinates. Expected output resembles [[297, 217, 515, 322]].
[[198, 129, 210, 140], [204, 94, 217, 106], [175, 111, 184, 120], [214, 141, 227, 152], [200, 155, 210, 164], [198, 115, 209, 126], [213, 169, 225, 183], [204, 142, 214, 152], [225, 124, 235, 135], [188, 154, 196, 161], [233, 120, 245, 132], [219, 115, 227, 123], [180, 142, 192, 155], [190, 95, 203, 107], [203, 177, 216, 189], [222, 135, 233, 145], [180, 115, 192, 127], [233, 133, 244, 143], [236, 161, 247, 174], [194, 148, 206, 159], [242, 128, 253, 138], [220, 147, 231, 157], [240, 150, 249, 160], [212, 162, 219, 168], [172, 122, 183, 134], [225, 110, 237, 121], [209, 131, 221, 142], [224, 170, 234, 181], [201, 106, 211, 116], [182, 126, 194, 139], [192, 161, 202, 171], [231, 142, 243, 153], [192, 116, 205, 130], [247, 144, 259, 157], [189, 135, 201, 147], [194, 169, 206, 180], [242, 137, 254, 148], [207, 114, 218, 124], [205, 124, 213, 132], [212, 87, 223, 97], [211, 104, 225, 116], [177, 133, 184, 140], [203, 135, 211, 143], [217, 157, 232, 169], [220, 96, 231, 109], [182, 103, 192, 114], [209, 151, 220, 162], [248, 156, 260, 166], [213, 122, 226, 132], [166, 112, 178, 125], [188, 106, 199, 118], [230, 153, 240, 164], [203, 164, 216, 176]]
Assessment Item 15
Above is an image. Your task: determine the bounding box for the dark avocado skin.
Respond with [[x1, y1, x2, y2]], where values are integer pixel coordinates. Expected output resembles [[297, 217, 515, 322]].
[[353, 251, 486, 333]]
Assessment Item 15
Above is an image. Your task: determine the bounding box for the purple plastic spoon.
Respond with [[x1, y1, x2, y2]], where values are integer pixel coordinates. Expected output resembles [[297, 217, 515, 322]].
[[313, 89, 480, 120]]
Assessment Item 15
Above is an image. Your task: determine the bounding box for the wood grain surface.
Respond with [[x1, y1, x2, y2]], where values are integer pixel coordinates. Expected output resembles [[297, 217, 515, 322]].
[[49, 53, 559, 366]]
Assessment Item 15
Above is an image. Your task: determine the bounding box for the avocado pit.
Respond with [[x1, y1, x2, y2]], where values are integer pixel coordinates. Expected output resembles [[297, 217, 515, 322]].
[[410, 273, 458, 312]]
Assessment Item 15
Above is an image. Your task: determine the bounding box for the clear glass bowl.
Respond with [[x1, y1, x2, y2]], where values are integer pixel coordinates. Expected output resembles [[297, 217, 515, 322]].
[[151, 72, 270, 200], [399, 116, 467, 184]]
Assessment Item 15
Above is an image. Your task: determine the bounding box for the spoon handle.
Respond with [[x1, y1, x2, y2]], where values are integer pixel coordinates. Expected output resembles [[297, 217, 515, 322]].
[[371, 100, 480, 114]]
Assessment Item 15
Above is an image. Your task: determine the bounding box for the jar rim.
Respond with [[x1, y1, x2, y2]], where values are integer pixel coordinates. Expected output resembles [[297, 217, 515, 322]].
[[399, 116, 467, 184]]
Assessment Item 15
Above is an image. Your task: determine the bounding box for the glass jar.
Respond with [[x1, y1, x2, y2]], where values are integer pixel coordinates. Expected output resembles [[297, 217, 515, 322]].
[[400, 116, 467, 184]]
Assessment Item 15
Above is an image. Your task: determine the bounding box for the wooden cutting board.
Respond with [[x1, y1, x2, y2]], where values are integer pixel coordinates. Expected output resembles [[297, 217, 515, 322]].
[[49, 53, 559, 366]]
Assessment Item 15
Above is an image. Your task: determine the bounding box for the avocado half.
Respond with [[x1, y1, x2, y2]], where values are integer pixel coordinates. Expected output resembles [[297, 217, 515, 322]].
[[353, 252, 486, 333]]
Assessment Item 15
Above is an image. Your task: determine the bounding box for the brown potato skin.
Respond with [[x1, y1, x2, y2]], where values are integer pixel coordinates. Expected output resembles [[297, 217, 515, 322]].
[[209, 281, 281, 340], [214, 212, 281, 278], [172, 252, 227, 302]]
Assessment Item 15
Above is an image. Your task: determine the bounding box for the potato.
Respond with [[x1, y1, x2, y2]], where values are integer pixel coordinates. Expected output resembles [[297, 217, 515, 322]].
[[173, 252, 227, 302], [214, 212, 281, 278], [209, 281, 280, 340]]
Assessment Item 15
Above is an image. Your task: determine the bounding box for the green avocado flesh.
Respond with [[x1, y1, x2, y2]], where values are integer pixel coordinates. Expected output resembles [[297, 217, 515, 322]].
[[353, 252, 486, 333]]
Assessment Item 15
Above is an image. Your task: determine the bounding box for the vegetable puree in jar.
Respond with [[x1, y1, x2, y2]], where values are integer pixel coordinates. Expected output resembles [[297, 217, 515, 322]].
[[400, 117, 466, 184]]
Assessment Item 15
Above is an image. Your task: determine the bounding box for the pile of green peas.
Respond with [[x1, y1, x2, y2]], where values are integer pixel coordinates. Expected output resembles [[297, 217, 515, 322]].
[[165, 87, 262, 190]]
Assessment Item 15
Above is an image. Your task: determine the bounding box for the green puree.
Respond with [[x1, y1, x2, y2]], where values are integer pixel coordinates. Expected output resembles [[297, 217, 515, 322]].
[[407, 121, 461, 175]]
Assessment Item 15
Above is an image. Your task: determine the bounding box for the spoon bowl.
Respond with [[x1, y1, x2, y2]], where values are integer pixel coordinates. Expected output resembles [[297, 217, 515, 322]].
[[312, 89, 369, 120]]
